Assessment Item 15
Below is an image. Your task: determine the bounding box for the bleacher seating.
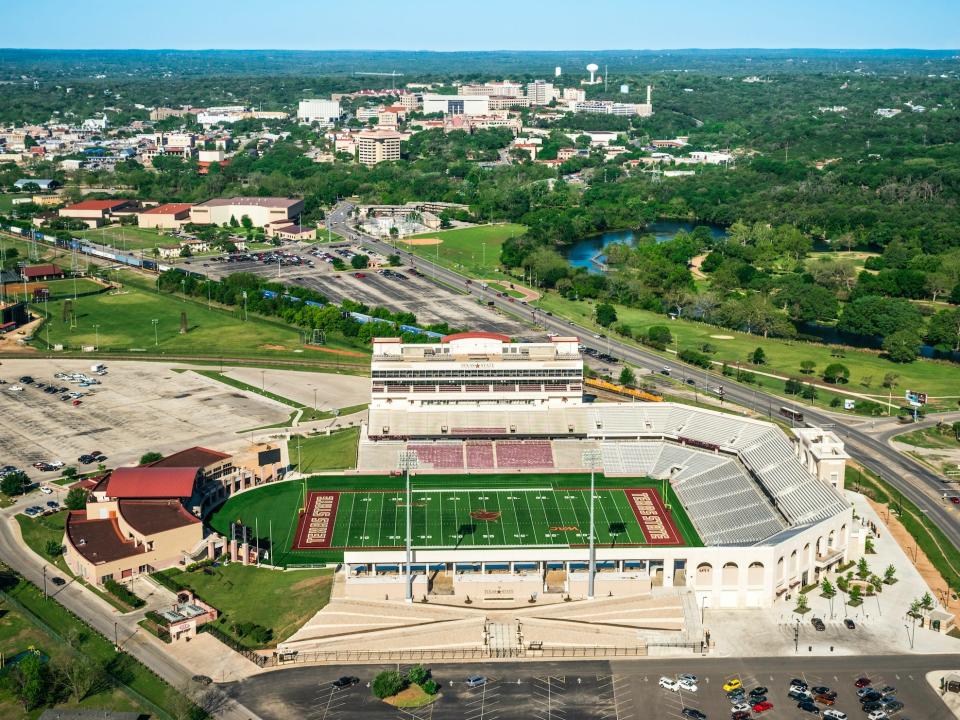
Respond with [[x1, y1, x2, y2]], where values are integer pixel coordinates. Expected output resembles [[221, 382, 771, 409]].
[[406, 443, 464, 469], [465, 441, 495, 469], [495, 440, 554, 468]]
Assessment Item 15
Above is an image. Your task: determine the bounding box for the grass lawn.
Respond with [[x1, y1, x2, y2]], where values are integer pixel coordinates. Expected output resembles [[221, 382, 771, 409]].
[[0, 588, 148, 719], [160, 564, 333, 647], [208, 473, 701, 566], [895, 424, 960, 450], [33, 269, 368, 365], [289, 427, 360, 472], [76, 225, 175, 252], [15, 511, 69, 573], [2, 572, 195, 718], [0, 232, 74, 270], [194, 371, 367, 423], [488, 282, 524, 298], [401, 224, 527, 277], [534, 289, 960, 401], [0, 194, 31, 212]]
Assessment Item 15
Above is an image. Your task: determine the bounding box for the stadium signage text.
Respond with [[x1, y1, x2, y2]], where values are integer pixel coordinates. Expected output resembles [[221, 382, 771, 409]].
[[625, 489, 683, 545], [678, 436, 720, 452], [293, 491, 340, 550]]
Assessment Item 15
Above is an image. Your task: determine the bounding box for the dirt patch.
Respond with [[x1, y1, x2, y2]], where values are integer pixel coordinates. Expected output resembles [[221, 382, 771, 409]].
[[383, 684, 439, 708], [710, 334, 735, 340], [304, 344, 367, 358], [400, 237, 443, 246], [260, 344, 287, 351], [289, 574, 333, 594], [690, 253, 709, 280], [0, 316, 44, 354], [867, 497, 960, 625]]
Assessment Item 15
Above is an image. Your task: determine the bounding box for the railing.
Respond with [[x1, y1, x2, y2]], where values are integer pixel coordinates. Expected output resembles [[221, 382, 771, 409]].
[[268, 644, 652, 666], [198, 623, 269, 667]]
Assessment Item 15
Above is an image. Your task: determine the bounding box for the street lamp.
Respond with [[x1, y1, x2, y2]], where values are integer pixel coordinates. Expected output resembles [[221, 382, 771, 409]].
[[582, 449, 602, 600], [152, 318, 158, 346], [93, 324, 100, 351], [398, 450, 419, 603]]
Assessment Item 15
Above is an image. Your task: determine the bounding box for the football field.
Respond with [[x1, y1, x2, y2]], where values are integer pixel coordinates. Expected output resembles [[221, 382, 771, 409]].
[[210, 474, 702, 566]]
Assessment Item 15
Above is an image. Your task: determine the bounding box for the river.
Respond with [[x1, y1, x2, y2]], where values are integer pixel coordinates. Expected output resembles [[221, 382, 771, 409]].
[[562, 220, 728, 273]]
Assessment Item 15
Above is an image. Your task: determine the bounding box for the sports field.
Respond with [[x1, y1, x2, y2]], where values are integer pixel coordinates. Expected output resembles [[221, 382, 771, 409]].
[[401, 223, 527, 277], [209, 473, 702, 566]]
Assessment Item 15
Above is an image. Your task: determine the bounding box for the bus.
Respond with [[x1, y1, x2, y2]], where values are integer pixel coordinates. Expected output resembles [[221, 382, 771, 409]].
[[779, 406, 804, 424]]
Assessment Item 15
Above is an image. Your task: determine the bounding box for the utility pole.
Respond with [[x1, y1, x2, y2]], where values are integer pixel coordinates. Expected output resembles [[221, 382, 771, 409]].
[[399, 450, 419, 603], [582, 449, 602, 600]]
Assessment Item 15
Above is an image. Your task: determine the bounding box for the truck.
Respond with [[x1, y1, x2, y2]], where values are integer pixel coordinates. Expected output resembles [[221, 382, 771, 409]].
[[90, 363, 106, 373]]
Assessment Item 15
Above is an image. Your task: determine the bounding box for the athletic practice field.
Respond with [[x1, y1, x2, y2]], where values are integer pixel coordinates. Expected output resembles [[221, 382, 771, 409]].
[[209, 474, 701, 566]]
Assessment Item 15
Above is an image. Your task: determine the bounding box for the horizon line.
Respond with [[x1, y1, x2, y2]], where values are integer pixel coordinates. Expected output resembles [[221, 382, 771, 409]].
[[2, 46, 959, 53]]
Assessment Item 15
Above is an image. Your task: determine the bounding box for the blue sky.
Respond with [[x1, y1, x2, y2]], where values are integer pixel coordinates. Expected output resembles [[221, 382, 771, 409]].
[[1, 0, 957, 50]]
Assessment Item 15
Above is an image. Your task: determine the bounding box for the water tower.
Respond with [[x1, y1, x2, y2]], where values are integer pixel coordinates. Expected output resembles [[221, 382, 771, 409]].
[[555, 66, 562, 78], [586, 63, 598, 84]]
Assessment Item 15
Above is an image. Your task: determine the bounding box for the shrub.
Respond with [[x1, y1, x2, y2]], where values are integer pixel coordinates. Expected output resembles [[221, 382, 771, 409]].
[[595, 303, 617, 327], [138, 452, 163, 465], [372, 670, 407, 699], [750, 347, 766, 364], [44, 539, 63, 558], [65, 487, 88, 511], [103, 579, 145, 609], [422, 679, 439, 695], [645, 325, 673, 349], [823, 363, 850, 384], [678, 348, 711, 369], [407, 664, 429, 686]]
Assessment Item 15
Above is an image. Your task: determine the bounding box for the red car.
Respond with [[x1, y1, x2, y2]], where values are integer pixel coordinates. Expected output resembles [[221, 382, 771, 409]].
[[731, 713, 750, 720], [951, 496, 960, 504], [855, 677, 871, 688], [752, 701, 773, 713]]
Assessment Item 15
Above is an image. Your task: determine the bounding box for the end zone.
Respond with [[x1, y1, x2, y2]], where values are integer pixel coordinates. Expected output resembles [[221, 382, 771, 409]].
[[293, 491, 339, 550], [624, 488, 683, 545]]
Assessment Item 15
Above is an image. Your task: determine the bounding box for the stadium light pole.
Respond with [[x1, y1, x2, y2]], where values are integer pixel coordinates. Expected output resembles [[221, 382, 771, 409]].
[[582, 449, 602, 600], [399, 450, 419, 603]]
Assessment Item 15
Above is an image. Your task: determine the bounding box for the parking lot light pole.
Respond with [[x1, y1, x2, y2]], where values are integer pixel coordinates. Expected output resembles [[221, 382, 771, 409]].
[[582, 449, 602, 600], [399, 450, 419, 603], [152, 319, 158, 346]]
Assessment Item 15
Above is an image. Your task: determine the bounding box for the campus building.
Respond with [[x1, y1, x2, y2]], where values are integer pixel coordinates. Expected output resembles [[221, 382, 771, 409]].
[[356, 129, 402, 166], [137, 203, 193, 230], [370, 333, 584, 410], [190, 197, 304, 227], [297, 98, 342, 125], [422, 94, 490, 116]]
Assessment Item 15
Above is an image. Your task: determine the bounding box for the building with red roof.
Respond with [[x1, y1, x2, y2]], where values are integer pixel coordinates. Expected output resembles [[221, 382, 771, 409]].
[[101, 466, 200, 500], [59, 199, 136, 228], [20, 263, 65, 281], [137, 202, 194, 230]]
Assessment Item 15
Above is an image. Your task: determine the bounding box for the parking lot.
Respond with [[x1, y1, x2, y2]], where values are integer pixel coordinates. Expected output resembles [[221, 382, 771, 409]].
[[0, 359, 291, 478], [192, 245, 535, 338], [227, 656, 953, 720]]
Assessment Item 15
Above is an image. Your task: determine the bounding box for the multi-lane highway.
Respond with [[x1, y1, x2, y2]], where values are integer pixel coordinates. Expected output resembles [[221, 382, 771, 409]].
[[325, 201, 960, 552]]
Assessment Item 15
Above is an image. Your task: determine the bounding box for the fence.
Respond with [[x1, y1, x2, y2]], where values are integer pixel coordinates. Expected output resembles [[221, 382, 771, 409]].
[[198, 623, 269, 667], [268, 644, 653, 666]]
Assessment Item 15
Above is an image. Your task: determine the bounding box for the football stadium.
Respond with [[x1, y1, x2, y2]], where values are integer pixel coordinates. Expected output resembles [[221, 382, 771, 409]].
[[213, 332, 857, 641]]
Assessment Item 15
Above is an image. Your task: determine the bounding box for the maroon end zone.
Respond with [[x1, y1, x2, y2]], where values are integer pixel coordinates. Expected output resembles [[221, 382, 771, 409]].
[[293, 492, 339, 550], [624, 488, 682, 545]]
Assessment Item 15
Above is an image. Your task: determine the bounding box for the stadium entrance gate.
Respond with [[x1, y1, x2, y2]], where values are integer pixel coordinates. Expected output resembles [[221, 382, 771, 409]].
[[485, 620, 523, 658]]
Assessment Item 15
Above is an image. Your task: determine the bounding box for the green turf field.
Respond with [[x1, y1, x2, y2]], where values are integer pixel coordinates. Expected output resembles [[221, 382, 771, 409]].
[[401, 223, 527, 277], [76, 224, 174, 251], [209, 473, 702, 566]]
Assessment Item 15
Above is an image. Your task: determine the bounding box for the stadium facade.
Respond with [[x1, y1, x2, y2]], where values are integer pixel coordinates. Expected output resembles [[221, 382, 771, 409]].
[[348, 336, 859, 610]]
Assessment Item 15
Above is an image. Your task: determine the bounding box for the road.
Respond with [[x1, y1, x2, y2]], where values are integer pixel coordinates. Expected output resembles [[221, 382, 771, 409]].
[[0, 498, 259, 720], [228, 655, 960, 720], [325, 201, 960, 552]]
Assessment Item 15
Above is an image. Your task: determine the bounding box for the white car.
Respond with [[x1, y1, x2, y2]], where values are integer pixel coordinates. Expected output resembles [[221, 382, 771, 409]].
[[678, 679, 698, 692], [8, 385, 24, 392], [823, 711, 848, 720], [731, 703, 751, 713], [678, 674, 698, 684], [867, 712, 887, 720], [659, 677, 680, 691], [49, 461, 64, 469], [39, 487, 53, 495]]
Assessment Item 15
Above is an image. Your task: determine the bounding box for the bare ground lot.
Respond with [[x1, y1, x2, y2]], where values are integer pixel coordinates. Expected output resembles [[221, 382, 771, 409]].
[[0, 359, 359, 478], [222, 366, 369, 410], [200, 256, 535, 338]]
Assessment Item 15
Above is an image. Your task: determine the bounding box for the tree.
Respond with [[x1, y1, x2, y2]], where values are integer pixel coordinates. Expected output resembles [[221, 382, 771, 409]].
[[44, 539, 63, 557], [8, 652, 53, 709], [795, 592, 809, 614], [61, 466, 77, 480], [387, 254, 401, 267], [407, 664, 430, 686], [821, 578, 836, 599], [848, 584, 862, 605], [750, 347, 766, 365], [800, 360, 816, 375], [953, 421, 960, 441], [823, 363, 850, 384], [65, 487, 88, 511], [372, 670, 407, 699], [229, 215, 239, 228], [350, 254, 370, 270], [240, 214, 253, 231], [883, 329, 921, 363], [921, 591, 934, 611], [619, 366, 636, 387], [882, 372, 900, 389], [179, 245, 193, 258], [645, 325, 672, 349], [1, 470, 29, 496], [139, 452, 163, 465], [388, 226, 399, 239], [857, 557, 870, 579], [595, 303, 617, 327], [55, 656, 105, 703]]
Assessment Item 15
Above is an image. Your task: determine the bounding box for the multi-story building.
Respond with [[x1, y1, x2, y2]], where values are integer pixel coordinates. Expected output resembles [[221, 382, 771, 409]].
[[460, 81, 523, 98], [487, 95, 530, 110], [297, 99, 342, 124], [422, 94, 490, 116], [356, 129, 402, 166], [138, 203, 194, 230], [526, 80, 556, 105], [59, 199, 137, 228], [370, 333, 583, 410], [190, 197, 303, 227], [562, 87, 586, 102]]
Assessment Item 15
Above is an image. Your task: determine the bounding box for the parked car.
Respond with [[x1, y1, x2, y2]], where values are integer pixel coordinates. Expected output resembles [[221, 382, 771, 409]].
[[680, 710, 706, 720], [753, 701, 774, 713], [750, 686, 769, 698], [844, 618, 856, 629], [731, 713, 750, 720], [192, 675, 213, 685], [855, 678, 872, 688], [332, 676, 359, 689], [465, 675, 487, 688], [823, 711, 848, 720], [866, 712, 888, 720], [811, 617, 826, 631], [659, 677, 680, 692], [815, 694, 836, 706], [879, 686, 896, 695], [883, 701, 903, 713], [723, 678, 743, 692], [678, 679, 698, 692], [797, 700, 821, 715], [50, 576, 66, 586], [731, 703, 752, 713]]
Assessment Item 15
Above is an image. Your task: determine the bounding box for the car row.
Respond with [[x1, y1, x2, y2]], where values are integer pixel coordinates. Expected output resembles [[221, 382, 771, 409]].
[[23, 501, 59, 517]]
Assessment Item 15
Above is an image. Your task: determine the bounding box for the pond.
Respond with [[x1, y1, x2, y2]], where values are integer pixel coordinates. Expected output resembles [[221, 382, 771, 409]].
[[562, 220, 728, 273]]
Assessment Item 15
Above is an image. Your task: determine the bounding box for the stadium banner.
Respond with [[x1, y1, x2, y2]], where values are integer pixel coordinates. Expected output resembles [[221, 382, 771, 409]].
[[293, 491, 340, 549], [624, 488, 682, 545]]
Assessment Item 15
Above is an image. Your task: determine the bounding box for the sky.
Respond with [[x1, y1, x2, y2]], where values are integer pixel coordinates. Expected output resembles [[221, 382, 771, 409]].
[[1, 0, 957, 51]]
